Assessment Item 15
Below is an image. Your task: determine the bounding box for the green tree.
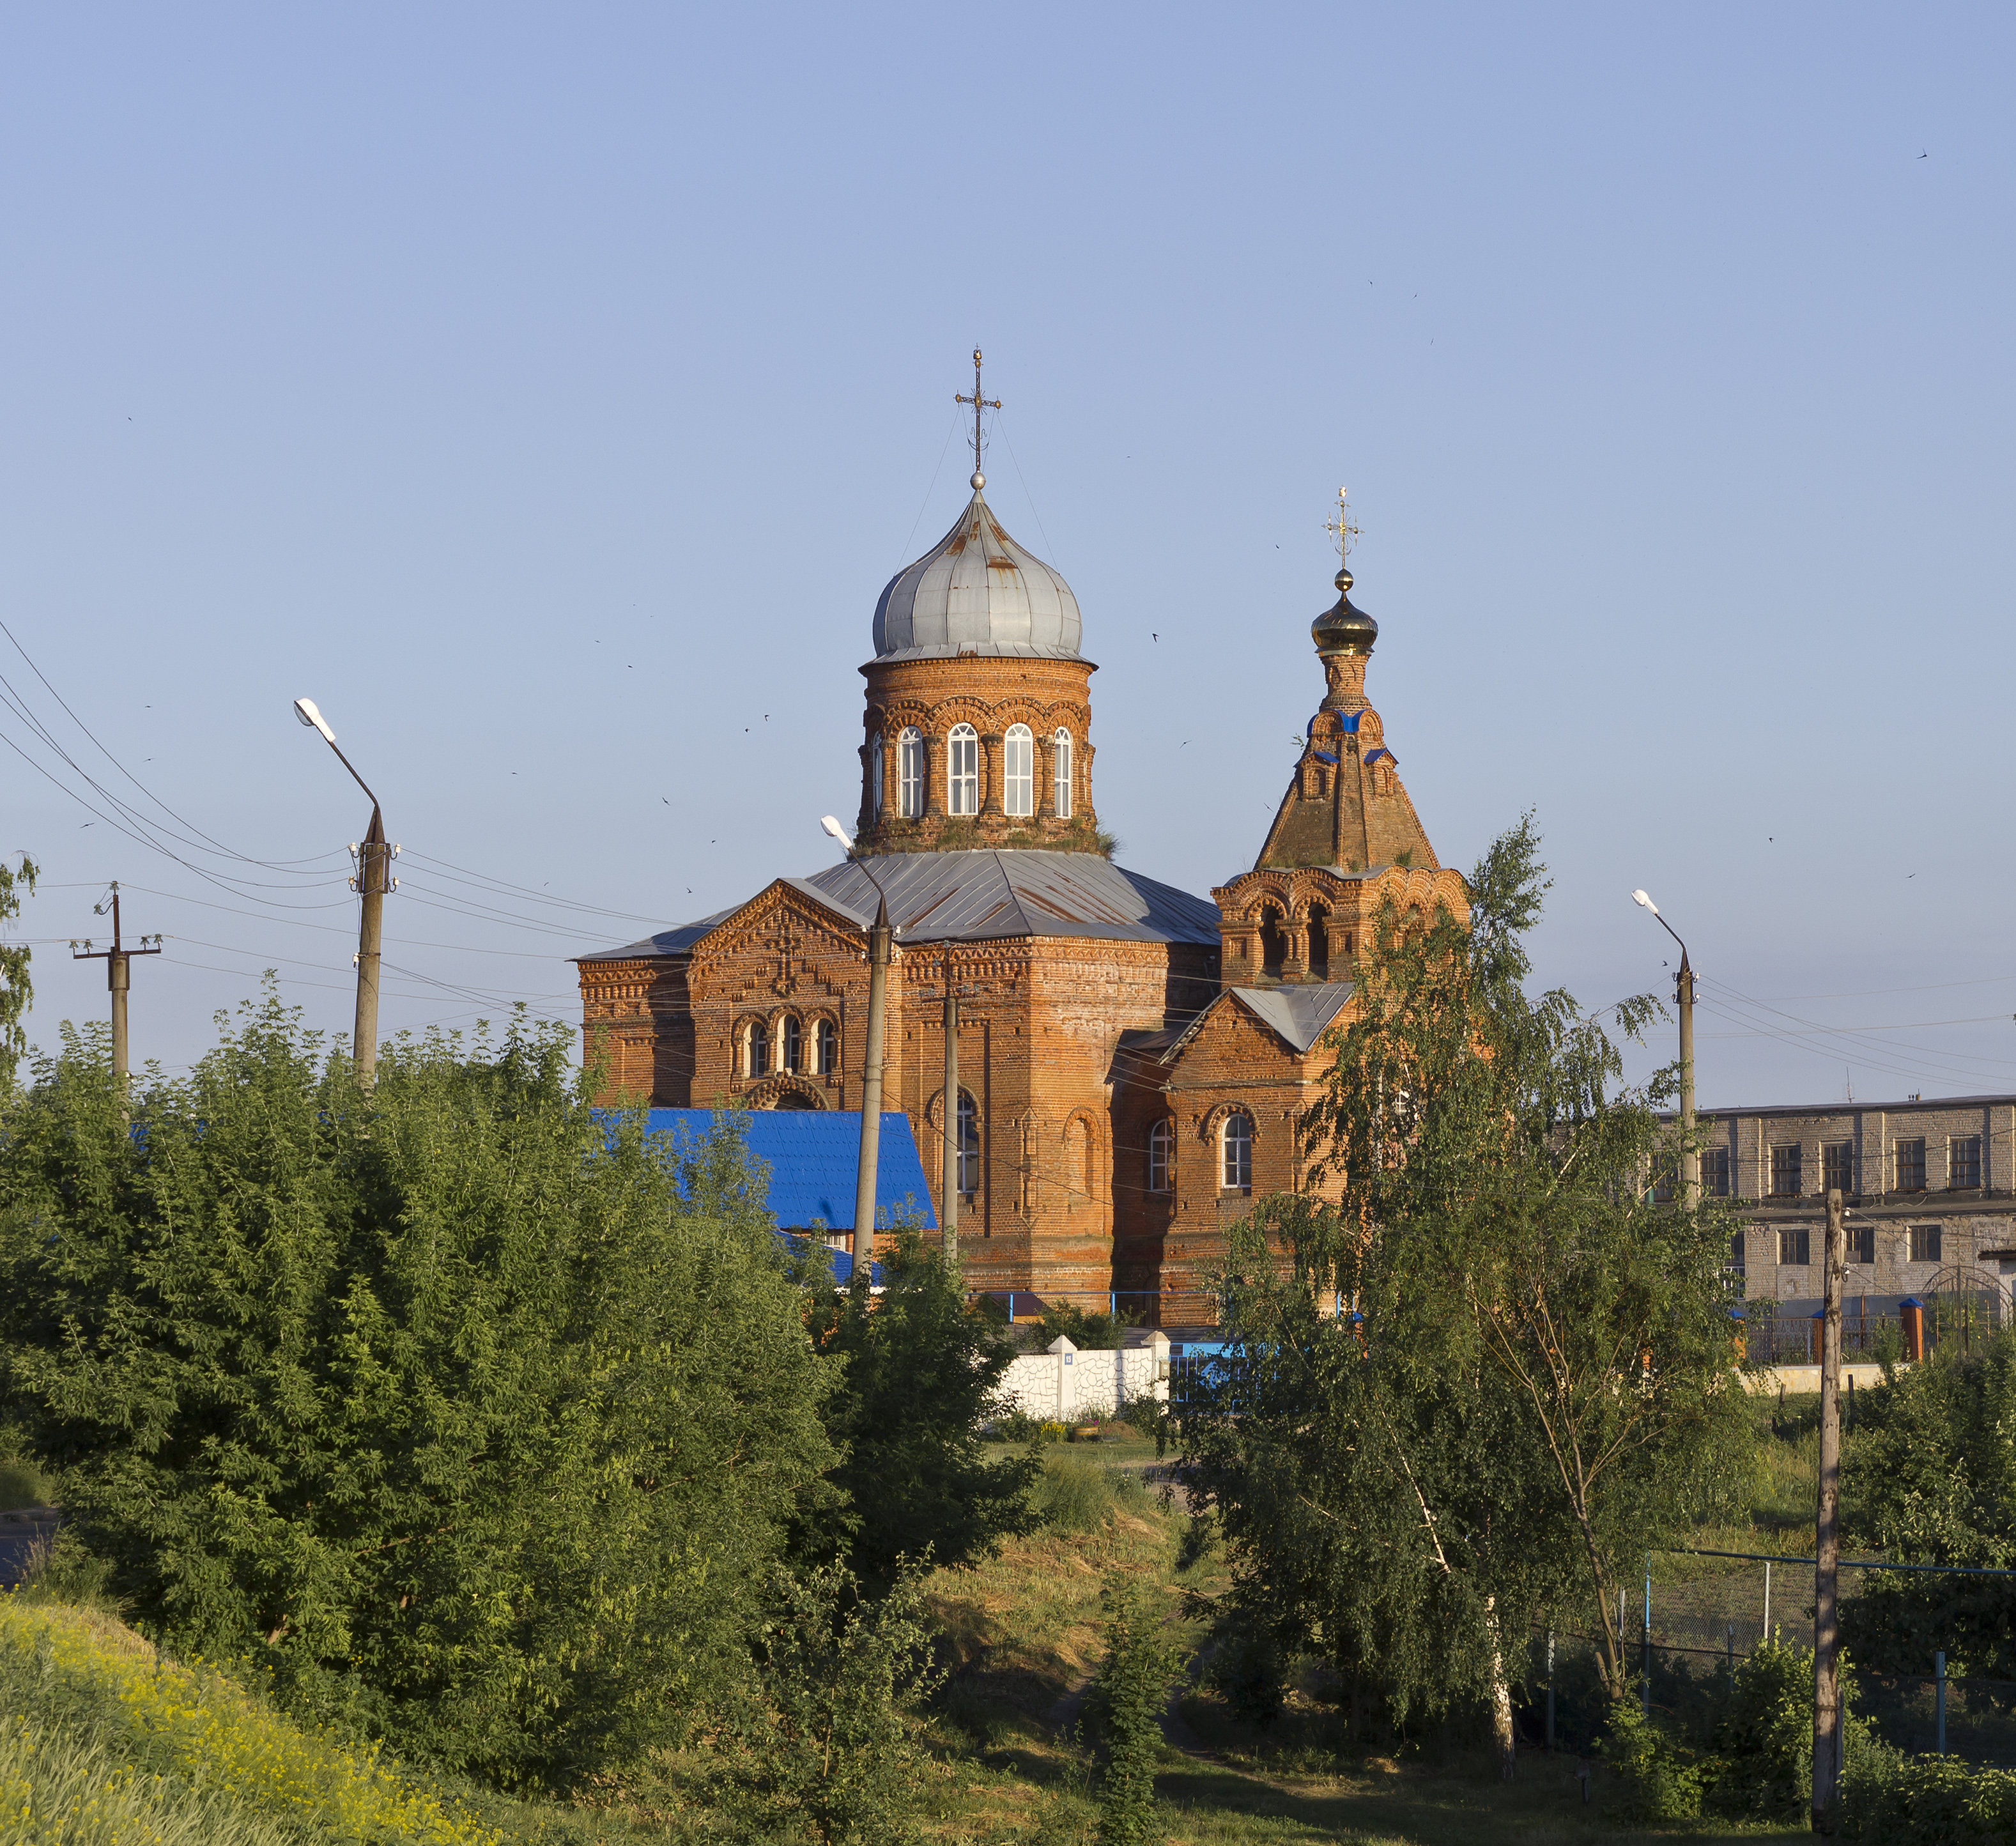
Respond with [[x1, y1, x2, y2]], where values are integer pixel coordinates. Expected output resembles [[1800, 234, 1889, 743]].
[[1841, 1330, 2016, 1680], [797, 1233, 1038, 1596], [1180, 820, 1751, 1771], [0, 852, 37, 1096], [0, 992, 839, 1788]]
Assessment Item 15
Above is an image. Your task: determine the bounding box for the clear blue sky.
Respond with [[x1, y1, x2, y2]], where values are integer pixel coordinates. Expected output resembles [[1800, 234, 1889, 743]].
[[4, 4, 2011, 1108]]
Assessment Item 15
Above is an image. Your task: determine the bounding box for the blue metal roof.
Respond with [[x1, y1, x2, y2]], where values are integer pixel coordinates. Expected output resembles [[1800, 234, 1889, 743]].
[[640, 1109, 936, 1234]]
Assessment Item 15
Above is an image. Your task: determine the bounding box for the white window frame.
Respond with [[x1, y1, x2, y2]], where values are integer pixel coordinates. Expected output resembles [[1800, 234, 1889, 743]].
[[1148, 1119, 1172, 1193], [1221, 1111, 1252, 1190], [948, 723, 979, 816], [869, 732, 883, 819], [957, 1090, 981, 1196], [780, 1015, 801, 1073], [816, 1018, 837, 1075], [745, 1019, 767, 1079], [1052, 729, 1073, 819], [898, 728, 924, 819], [1003, 724, 1034, 817]]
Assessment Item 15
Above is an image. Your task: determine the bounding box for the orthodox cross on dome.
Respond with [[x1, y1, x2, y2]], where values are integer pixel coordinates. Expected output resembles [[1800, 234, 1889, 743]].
[[955, 348, 1001, 489], [1325, 486, 1360, 569]]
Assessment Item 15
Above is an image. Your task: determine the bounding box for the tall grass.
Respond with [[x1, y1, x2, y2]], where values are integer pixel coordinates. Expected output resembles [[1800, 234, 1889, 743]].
[[1030, 1450, 1150, 1532]]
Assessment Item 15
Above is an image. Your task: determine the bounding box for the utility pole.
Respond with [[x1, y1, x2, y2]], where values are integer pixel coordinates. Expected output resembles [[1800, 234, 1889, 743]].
[[353, 807, 389, 1089], [1631, 891, 1700, 1207], [295, 700, 393, 1089], [1812, 1186, 1847, 1836], [942, 969, 960, 1268], [850, 895, 892, 1275], [1677, 948, 1698, 1208], [70, 883, 161, 1100]]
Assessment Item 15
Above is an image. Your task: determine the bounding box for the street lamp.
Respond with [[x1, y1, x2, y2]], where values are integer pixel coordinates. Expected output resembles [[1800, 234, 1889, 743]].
[[297, 698, 392, 1088], [1631, 889, 1697, 1208], [822, 817, 894, 1273]]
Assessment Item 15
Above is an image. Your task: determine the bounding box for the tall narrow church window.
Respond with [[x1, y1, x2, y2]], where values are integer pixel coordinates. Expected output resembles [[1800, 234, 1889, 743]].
[[1222, 1111, 1253, 1190], [1148, 1119, 1173, 1192], [780, 1015, 801, 1073], [869, 733, 884, 819], [1258, 908, 1287, 978], [957, 1090, 981, 1196], [744, 1020, 768, 1079], [898, 728, 924, 819], [1307, 904, 1330, 978], [1003, 725, 1034, 817], [1052, 730, 1073, 819], [948, 723, 979, 815], [816, 1018, 837, 1075]]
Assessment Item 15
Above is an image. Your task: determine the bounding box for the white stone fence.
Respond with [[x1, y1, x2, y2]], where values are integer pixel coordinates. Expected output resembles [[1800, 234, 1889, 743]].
[[992, 1333, 1170, 1425]]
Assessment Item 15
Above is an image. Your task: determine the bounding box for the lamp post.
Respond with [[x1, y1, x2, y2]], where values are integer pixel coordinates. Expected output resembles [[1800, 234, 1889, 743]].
[[822, 817, 895, 1275], [1631, 889, 1698, 1208], [296, 698, 393, 1088]]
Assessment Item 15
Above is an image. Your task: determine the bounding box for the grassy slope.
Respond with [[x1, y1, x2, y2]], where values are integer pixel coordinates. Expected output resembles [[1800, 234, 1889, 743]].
[[915, 1427, 1808, 1845]]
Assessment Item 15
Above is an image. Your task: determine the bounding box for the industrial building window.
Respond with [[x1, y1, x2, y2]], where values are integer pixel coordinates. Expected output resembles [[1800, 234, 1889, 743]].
[[1910, 1224, 1943, 1264], [1704, 1146, 1731, 1198], [1822, 1141, 1855, 1199], [898, 728, 925, 818], [1849, 1222, 1875, 1265], [1896, 1139, 1927, 1193], [869, 732, 883, 818], [1951, 1135, 1982, 1189], [743, 1020, 767, 1079], [1778, 1226, 1810, 1266], [779, 1015, 801, 1073], [1222, 1111, 1253, 1190], [1651, 1159, 1677, 1204], [947, 724, 979, 815], [957, 1091, 981, 1197], [1148, 1119, 1173, 1192], [816, 1019, 837, 1075], [1003, 725, 1033, 817], [1052, 730, 1073, 819], [1727, 1230, 1746, 1273], [1769, 1144, 1803, 1198]]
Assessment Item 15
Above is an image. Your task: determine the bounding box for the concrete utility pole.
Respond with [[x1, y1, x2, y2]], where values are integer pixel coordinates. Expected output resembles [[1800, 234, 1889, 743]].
[[70, 883, 160, 1099], [852, 895, 891, 1271], [1632, 891, 1700, 1207], [295, 699, 393, 1088], [942, 973, 960, 1268], [1813, 1186, 1847, 1836]]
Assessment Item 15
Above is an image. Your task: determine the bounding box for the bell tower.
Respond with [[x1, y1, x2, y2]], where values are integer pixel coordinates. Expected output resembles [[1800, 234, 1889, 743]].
[[1212, 489, 1467, 987]]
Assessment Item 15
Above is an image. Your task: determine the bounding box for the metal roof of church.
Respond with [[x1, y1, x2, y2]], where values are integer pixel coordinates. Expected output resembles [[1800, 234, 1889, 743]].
[[640, 1108, 935, 1233], [576, 852, 1220, 960], [871, 484, 1083, 661], [802, 852, 1220, 946]]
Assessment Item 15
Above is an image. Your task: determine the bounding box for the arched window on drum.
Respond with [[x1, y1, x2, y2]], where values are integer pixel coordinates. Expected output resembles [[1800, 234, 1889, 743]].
[[898, 728, 925, 819], [1003, 724, 1034, 817], [1052, 729, 1073, 819], [868, 732, 884, 819], [947, 723, 979, 815]]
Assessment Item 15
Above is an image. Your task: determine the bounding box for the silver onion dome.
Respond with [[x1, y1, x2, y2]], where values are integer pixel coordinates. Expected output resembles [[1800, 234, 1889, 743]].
[[871, 481, 1082, 661]]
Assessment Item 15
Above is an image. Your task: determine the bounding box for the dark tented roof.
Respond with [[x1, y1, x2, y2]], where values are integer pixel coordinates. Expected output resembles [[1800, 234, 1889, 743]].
[[640, 1109, 935, 1233], [576, 852, 1220, 962]]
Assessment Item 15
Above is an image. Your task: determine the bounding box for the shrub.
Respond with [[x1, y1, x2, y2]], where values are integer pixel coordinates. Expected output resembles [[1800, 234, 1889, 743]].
[[1040, 1301, 1136, 1351], [1845, 1751, 2016, 1842], [0, 1450, 52, 1509], [1089, 1576, 1178, 1845], [712, 1560, 946, 1846], [1033, 1451, 1122, 1532]]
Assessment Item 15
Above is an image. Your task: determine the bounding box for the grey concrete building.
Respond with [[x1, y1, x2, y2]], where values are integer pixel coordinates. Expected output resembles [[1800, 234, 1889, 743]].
[[1693, 1094, 2016, 1316]]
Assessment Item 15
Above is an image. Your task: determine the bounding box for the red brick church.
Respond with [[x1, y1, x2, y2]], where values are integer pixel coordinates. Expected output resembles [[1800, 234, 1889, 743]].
[[577, 404, 1466, 1320]]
